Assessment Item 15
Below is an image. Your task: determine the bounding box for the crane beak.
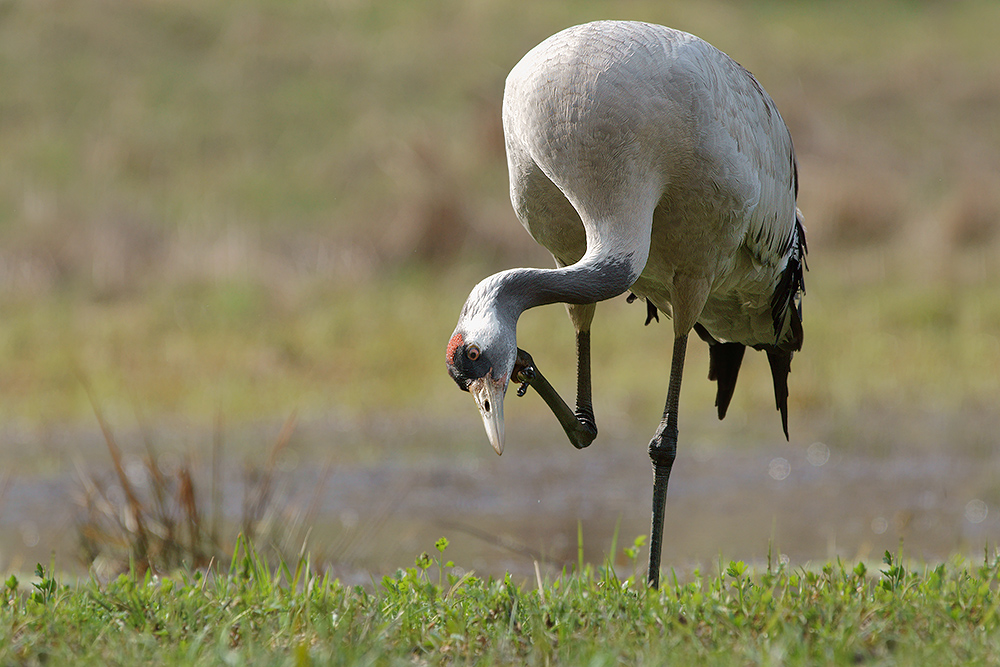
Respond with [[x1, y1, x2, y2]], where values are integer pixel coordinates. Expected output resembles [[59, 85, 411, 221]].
[[469, 372, 507, 455]]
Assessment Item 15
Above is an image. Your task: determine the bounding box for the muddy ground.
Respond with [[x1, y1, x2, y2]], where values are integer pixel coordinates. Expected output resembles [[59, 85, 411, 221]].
[[2, 407, 999, 583]]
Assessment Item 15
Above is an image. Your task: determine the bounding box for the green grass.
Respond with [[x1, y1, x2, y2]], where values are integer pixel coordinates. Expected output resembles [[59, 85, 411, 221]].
[[5, 541, 1000, 665]]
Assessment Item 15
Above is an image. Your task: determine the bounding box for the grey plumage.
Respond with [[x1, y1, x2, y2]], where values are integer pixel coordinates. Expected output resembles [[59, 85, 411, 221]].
[[446, 21, 807, 587]]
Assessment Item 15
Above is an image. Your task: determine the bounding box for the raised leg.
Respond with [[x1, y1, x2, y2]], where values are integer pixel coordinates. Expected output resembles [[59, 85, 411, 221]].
[[513, 346, 597, 449], [571, 330, 597, 437], [566, 302, 597, 437], [647, 333, 688, 588]]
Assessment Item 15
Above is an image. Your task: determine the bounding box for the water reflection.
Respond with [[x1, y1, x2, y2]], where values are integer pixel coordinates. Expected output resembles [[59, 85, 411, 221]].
[[2, 410, 1000, 580], [806, 442, 830, 467], [965, 499, 988, 524], [768, 457, 790, 481]]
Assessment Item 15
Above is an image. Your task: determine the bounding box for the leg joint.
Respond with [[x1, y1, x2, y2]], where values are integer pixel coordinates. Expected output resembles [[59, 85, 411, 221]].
[[647, 436, 676, 468]]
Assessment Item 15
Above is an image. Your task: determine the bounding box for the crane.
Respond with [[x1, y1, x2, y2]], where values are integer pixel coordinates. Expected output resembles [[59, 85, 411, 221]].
[[445, 20, 807, 588]]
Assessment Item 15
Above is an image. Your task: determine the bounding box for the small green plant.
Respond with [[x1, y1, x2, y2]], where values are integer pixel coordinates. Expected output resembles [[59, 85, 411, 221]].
[[623, 534, 645, 562], [30, 564, 59, 606], [3, 574, 18, 608], [725, 559, 748, 578], [881, 549, 907, 592]]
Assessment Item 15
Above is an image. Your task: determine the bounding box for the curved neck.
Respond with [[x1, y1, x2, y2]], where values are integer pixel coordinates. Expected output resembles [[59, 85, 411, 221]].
[[491, 250, 640, 319]]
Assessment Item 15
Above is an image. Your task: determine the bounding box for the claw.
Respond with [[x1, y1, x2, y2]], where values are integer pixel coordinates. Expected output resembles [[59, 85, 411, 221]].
[[515, 364, 535, 397], [517, 366, 535, 397], [512, 348, 537, 397]]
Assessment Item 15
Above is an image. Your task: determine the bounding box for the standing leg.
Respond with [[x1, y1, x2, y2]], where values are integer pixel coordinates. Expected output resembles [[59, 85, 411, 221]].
[[647, 333, 688, 588]]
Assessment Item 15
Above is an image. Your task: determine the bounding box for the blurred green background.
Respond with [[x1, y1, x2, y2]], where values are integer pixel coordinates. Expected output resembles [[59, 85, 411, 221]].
[[1, 0, 999, 574]]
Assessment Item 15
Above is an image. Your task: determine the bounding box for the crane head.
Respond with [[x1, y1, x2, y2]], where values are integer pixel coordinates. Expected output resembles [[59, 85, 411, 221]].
[[446, 319, 517, 456]]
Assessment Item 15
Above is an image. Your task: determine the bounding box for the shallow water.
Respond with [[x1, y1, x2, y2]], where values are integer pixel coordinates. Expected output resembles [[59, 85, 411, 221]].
[[2, 408, 999, 582]]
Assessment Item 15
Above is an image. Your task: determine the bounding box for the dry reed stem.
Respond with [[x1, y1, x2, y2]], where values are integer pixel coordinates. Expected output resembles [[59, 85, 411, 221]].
[[80, 376, 153, 574]]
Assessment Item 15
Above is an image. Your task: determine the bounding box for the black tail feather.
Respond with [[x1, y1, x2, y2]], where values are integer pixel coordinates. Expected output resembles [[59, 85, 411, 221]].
[[709, 342, 746, 420], [769, 212, 807, 351], [765, 348, 792, 439], [693, 323, 746, 421], [644, 299, 659, 326]]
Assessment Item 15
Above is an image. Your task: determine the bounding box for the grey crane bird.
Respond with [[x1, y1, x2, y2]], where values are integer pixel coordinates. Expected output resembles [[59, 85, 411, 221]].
[[446, 21, 806, 588]]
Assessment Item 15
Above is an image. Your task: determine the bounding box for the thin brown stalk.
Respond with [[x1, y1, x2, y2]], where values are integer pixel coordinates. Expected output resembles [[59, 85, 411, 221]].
[[177, 461, 204, 566], [80, 377, 152, 574], [242, 411, 298, 539]]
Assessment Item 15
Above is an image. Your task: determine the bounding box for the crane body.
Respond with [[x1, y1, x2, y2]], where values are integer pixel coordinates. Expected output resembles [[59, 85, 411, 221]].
[[446, 21, 806, 588]]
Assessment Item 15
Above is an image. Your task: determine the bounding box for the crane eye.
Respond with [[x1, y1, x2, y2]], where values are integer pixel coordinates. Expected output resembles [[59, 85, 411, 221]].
[[466, 344, 481, 361]]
